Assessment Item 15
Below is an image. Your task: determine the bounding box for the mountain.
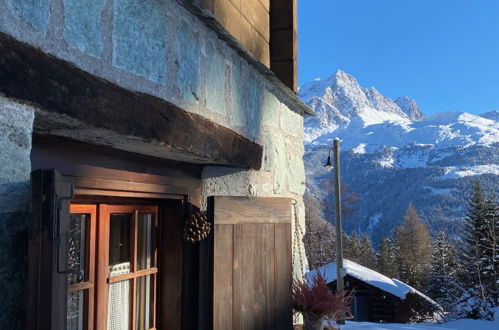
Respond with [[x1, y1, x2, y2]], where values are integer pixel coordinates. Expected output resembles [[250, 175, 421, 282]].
[[395, 96, 425, 121], [300, 70, 499, 244], [481, 110, 499, 121]]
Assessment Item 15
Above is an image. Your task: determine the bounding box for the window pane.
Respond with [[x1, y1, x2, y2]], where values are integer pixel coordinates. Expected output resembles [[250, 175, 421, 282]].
[[108, 280, 131, 330], [109, 214, 132, 274], [137, 213, 153, 270], [67, 290, 86, 330], [68, 213, 88, 284], [136, 275, 153, 330]]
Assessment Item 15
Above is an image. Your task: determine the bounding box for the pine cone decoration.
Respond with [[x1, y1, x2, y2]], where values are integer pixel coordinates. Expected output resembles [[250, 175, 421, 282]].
[[183, 212, 211, 243]]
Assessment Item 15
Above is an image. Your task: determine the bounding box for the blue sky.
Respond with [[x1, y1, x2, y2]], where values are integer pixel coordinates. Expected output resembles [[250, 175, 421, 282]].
[[298, 0, 499, 115]]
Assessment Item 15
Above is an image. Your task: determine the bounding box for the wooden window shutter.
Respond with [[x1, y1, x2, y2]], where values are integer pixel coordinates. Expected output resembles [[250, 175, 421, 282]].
[[207, 196, 293, 330], [27, 169, 73, 330]]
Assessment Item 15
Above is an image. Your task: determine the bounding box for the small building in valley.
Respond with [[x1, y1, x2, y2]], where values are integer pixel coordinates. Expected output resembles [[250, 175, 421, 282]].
[[307, 259, 442, 323]]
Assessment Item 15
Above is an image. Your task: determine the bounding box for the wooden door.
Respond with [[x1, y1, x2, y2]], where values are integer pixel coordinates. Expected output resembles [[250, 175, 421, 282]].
[[209, 197, 293, 330]]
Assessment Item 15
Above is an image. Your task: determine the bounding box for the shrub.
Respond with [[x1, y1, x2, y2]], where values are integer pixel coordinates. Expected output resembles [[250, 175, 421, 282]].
[[292, 272, 353, 321], [451, 289, 495, 321]]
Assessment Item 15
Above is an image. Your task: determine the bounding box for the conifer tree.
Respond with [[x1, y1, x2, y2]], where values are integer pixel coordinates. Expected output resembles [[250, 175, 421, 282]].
[[344, 230, 361, 262], [377, 238, 399, 278], [304, 192, 336, 269], [395, 203, 432, 290], [481, 198, 498, 302], [459, 180, 498, 302], [358, 233, 377, 269], [428, 232, 459, 311]]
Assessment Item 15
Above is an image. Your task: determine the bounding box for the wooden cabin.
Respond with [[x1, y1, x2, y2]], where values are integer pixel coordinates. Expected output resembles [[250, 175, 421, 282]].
[[0, 1, 312, 329], [307, 260, 442, 323]]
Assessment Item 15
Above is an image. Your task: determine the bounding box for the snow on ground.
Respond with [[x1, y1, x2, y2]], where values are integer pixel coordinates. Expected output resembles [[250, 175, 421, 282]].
[[378, 153, 395, 168], [335, 307, 499, 329], [397, 151, 430, 168], [367, 213, 382, 233], [441, 165, 499, 179], [337, 318, 498, 330], [353, 143, 368, 154], [423, 186, 453, 195]]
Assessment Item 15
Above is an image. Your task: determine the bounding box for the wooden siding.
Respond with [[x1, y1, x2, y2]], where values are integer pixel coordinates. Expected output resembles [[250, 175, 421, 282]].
[[201, 0, 271, 67], [270, 0, 298, 92]]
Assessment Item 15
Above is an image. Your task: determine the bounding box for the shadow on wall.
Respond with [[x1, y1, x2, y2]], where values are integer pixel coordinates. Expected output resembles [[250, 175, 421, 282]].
[[0, 181, 29, 329]]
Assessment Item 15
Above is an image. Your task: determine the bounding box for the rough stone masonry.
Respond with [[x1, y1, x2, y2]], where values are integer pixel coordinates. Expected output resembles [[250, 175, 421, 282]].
[[0, 0, 309, 326]]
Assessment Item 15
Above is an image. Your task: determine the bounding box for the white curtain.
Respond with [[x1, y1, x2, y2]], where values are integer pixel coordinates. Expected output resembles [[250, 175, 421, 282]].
[[107, 262, 131, 330]]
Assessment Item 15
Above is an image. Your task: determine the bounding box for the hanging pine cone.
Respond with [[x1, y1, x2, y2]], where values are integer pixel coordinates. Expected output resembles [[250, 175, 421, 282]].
[[183, 212, 211, 243]]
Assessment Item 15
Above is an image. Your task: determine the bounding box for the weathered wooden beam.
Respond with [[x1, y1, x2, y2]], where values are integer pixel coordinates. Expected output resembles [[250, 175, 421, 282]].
[[0, 32, 263, 169]]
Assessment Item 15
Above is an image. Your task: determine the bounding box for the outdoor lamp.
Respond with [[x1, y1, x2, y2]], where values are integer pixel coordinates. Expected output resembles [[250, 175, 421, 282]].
[[324, 147, 333, 168]]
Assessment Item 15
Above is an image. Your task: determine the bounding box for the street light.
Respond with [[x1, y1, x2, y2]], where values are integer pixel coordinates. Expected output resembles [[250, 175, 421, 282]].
[[324, 138, 345, 324], [323, 147, 333, 168]]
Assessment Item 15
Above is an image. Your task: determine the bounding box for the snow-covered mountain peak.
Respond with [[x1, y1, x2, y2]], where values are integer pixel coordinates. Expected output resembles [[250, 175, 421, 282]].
[[395, 96, 425, 121], [334, 69, 361, 88], [302, 71, 499, 244], [299, 70, 364, 105], [301, 71, 418, 142], [301, 71, 499, 150], [300, 70, 417, 123]]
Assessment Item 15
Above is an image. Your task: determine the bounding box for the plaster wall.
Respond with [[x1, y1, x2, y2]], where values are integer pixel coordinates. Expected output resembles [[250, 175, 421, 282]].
[[0, 0, 308, 326]]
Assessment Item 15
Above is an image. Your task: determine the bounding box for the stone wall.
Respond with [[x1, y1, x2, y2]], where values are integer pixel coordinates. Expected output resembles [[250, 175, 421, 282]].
[[0, 96, 35, 328], [0, 0, 308, 326]]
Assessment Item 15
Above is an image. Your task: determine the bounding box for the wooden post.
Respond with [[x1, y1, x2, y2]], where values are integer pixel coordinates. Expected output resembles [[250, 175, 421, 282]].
[[333, 138, 345, 325]]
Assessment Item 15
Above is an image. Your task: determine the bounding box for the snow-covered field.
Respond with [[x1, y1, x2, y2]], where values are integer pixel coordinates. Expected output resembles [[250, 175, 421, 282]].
[[338, 318, 498, 330], [336, 308, 499, 330]]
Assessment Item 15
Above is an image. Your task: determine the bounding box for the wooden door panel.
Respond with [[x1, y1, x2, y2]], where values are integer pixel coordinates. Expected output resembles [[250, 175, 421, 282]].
[[213, 224, 233, 330], [274, 222, 293, 329], [211, 196, 292, 330], [263, 223, 276, 330], [233, 223, 267, 329]]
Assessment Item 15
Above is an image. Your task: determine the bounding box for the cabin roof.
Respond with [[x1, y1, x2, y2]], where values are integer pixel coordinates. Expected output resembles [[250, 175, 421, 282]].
[[307, 259, 438, 306]]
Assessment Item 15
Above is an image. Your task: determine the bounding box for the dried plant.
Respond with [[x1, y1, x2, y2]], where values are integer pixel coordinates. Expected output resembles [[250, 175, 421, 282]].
[[292, 272, 353, 320]]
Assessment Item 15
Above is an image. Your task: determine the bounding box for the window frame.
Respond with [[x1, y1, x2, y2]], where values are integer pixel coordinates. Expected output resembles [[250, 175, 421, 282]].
[[67, 204, 97, 330], [96, 205, 159, 330]]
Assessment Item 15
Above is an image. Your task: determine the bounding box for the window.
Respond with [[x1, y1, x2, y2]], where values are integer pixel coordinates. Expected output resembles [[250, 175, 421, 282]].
[[68, 205, 159, 330], [67, 205, 96, 330]]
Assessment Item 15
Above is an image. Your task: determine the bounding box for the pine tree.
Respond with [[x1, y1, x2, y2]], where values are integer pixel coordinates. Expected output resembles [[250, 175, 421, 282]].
[[377, 238, 399, 278], [304, 192, 336, 269], [459, 180, 498, 302], [480, 197, 498, 302], [358, 233, 377, 269], [428, 232, 459, 312], [344, 230, 360, 262], [395, 203, 432, 290]]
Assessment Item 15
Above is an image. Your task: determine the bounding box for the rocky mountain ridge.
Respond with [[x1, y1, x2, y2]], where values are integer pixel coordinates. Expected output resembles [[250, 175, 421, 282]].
[[301, 70, 499, 243]]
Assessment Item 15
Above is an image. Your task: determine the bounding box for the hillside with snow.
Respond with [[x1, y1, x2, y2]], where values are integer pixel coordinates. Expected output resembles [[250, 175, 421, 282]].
[[301, 71, 499, 243]]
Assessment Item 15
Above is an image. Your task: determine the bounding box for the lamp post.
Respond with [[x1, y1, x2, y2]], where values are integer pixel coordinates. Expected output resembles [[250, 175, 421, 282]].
[[324, 138, 345, 324]]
